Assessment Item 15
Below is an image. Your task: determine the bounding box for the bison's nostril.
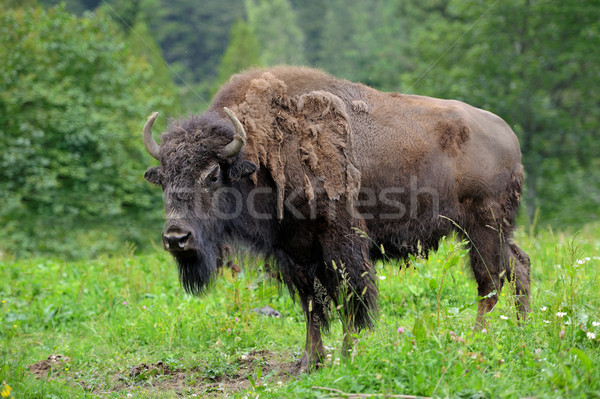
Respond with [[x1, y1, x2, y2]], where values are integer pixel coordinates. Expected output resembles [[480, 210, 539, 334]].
[[162, 231, 191, 251]]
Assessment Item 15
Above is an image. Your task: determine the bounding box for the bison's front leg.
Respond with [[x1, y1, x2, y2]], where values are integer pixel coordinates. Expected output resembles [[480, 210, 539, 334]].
[[299, 294, 326, 371], [278, 256, 328, 371]]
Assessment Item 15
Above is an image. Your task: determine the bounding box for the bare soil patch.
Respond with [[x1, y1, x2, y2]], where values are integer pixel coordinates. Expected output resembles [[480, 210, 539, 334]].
[[118, 349, 300, 397], [27, 354, 71, 378], [29, 350, 300, 397]]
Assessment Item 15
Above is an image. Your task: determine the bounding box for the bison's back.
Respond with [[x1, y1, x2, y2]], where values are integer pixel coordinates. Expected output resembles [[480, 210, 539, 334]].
[[351, 89, 522, 202]]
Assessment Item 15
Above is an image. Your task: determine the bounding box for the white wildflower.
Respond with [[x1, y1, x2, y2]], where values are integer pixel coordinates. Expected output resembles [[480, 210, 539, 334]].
[[540, 306, 548, 312], [556, 312, 567, 318], [500, 315, 509, 320], [575, 257, 590, 266], [378, 276, 386, 280], [592, 321, 600, 327], [543, 320, 550, 324], [587, 332, 596, 340]]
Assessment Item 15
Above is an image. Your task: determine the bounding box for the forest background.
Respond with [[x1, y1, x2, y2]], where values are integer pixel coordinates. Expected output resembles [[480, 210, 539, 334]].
[[1, 0, 598, 258]]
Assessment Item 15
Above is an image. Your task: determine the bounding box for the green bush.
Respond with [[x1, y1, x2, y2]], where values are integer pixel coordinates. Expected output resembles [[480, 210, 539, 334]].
[[0, 6, 177, 258]]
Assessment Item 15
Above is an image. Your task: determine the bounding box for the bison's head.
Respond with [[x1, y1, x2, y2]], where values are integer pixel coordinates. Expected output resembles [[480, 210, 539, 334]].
[[142, 108, 257, 294]]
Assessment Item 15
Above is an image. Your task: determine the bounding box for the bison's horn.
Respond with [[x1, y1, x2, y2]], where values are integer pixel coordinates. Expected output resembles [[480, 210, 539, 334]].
[[143, 112, 161, 160], [222, 107, 247, 158]]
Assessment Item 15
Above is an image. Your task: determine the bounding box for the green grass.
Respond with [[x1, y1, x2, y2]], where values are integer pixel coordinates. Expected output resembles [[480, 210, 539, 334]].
[[2, 224, 600, 398]]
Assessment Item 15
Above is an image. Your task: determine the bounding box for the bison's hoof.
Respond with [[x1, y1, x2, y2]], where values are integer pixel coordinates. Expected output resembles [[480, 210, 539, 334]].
[[298, 355, 324, 373]]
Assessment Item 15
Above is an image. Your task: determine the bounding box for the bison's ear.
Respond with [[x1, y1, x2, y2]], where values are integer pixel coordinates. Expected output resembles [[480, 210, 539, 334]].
[[144, 166, 163, 185], [227, 160, 258, 182]]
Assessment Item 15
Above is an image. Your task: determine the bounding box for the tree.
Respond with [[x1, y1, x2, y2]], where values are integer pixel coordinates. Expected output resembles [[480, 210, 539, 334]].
[[245, 0, 305, 66], [217, 19, 261, 82], [0, 6, 178, 257], [214, 19, 261, 93], [289, 0, 328, 65], [1, 0, 38, 9], [147, 0, 243, 84], [36, 0, 103, 14], [315, 0, 412, 91]]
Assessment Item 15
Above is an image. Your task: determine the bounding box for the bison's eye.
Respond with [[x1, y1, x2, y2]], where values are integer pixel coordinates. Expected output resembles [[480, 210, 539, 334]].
[[203, 164, 221, 186]]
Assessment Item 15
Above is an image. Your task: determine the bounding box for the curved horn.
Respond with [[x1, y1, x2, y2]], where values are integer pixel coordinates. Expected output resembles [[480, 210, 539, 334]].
[[222, 107, 247, 158], [143, 112, 161, 160]]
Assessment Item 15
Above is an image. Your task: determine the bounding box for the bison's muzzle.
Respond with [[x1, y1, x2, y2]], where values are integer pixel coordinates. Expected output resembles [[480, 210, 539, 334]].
[[164, 225, 219, 296], [162, 226, 192, 252]]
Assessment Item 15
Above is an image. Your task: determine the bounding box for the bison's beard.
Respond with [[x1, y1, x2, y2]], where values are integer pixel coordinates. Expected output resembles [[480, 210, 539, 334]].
[[172, 247, 217, 296]]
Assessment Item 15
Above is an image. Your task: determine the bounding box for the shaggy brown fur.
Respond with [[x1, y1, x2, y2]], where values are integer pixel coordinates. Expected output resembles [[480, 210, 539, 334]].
[[228, 73, 361, 220], [144, 66, 531, 370]]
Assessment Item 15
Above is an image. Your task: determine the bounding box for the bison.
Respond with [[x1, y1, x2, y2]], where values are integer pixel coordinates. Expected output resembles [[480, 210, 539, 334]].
[[142, 66, 530, 369]]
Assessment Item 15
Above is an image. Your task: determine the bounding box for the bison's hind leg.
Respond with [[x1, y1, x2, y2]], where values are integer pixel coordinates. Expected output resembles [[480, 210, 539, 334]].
[[505, 240, 531, 320], [463, 202, 531, 327], [463, 222, 505, 327]]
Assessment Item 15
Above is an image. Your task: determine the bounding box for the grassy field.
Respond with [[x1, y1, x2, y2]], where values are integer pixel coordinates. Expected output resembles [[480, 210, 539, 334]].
[[1, 224, 600, 398]]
